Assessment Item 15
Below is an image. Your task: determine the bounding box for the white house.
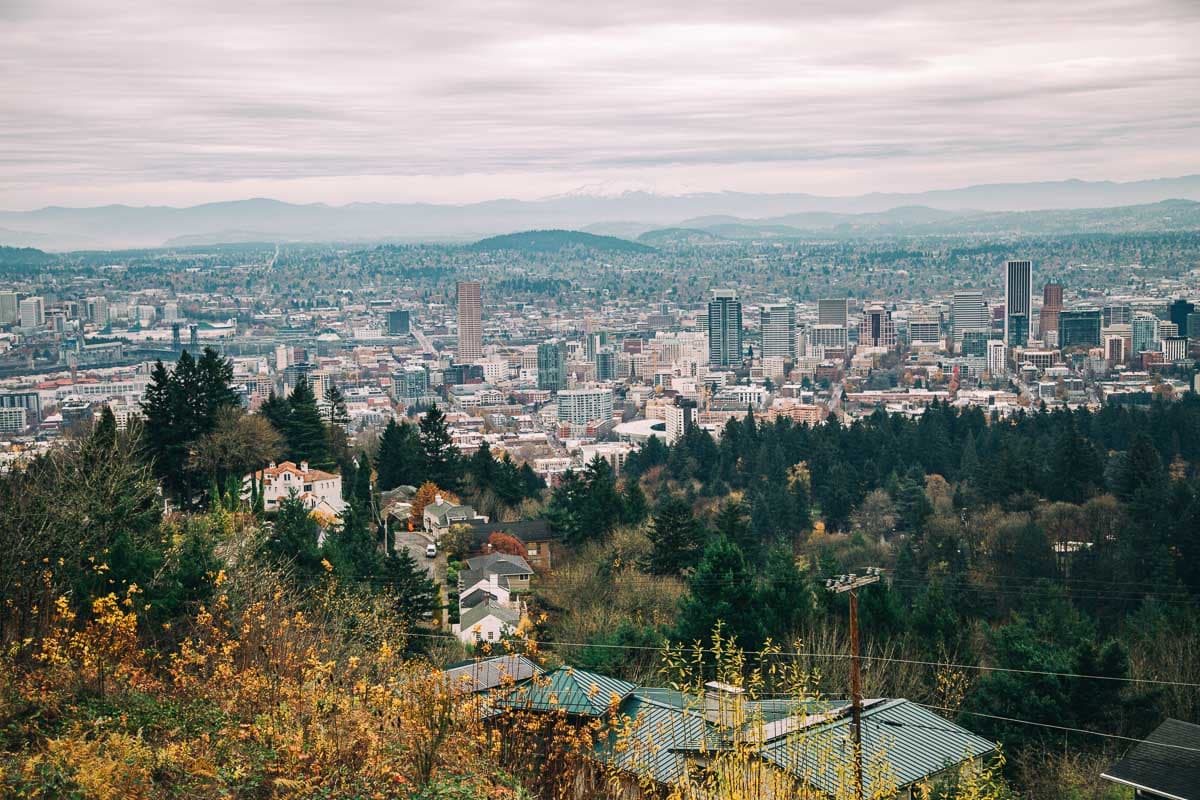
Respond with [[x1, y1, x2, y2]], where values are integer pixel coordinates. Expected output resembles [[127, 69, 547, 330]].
[[245, 460, 345, 517], [453, 601, 521, 645]]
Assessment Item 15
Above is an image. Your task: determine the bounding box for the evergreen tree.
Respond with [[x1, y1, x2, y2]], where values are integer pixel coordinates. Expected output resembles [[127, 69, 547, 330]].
[[621, 478, 649, 525], [519, 462, 546, 499], [759, 545, 811, 641], [353, 450, 373, 510], [579, 455, 621, 539], [545, 469, 587, 544], [282, 377, 333, 468], [267, 493, 324, 576], [674, 535, 764, 650], [376, 418, 422, 491], [259, 389, 290, 433], [140, 348, 239, 505], [468, 440, 498, 490], [418, 404, 463, 489], [384, 545, 438, 633], [646, 496, 706, 575]]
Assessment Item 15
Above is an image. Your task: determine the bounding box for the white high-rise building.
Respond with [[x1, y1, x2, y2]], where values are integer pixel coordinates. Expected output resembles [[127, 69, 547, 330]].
[[456, 280, 483, 362], [952, 291, 988, 345], [18, 296, 45, 329], [760, 303, 796, 360], [986, 339, 1008, 376], [557, 388, 614, 425]]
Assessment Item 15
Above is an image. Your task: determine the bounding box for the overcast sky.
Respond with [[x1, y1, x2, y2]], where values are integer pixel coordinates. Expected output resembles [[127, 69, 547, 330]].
[[1, 0, 1198, 209]]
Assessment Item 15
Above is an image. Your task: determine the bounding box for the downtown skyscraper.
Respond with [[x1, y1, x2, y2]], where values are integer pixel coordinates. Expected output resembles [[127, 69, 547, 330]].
[[708, 289, 744, 369], [760, 302, 796, 359], [456, 280, 482, 362], [1003, 260, 1032, 348]]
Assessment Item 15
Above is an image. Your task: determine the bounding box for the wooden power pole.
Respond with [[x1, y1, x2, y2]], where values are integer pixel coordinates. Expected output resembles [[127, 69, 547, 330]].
[[826, 568, 881, 800]]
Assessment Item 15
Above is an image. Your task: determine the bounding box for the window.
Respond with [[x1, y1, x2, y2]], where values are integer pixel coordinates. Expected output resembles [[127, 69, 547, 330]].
[[487, 630, 495, 641]]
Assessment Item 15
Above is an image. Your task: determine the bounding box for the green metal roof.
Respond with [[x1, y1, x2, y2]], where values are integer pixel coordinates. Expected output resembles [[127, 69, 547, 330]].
[[493, 666, 637, 716], [763, 699, 996, 793]]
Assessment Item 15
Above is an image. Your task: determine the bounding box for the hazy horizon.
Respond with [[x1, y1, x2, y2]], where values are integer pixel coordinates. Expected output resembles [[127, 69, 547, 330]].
[[3, 0, 1199, 211]]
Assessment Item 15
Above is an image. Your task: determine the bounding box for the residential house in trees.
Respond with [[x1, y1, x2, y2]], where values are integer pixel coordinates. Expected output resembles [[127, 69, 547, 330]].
[[245, 460, 345, 517]]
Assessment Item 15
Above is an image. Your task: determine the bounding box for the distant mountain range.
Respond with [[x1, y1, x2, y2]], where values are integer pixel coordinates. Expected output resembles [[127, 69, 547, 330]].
[[630, 199, 1200, 241], [2, 175, 1200, 250]]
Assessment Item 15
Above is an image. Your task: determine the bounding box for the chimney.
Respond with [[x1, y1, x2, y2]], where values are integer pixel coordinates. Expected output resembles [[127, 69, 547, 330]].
[[704, 681, 745, 729], [268, 461, 276, 469], [300, 460, 309, 472], [489, 573, 499, 590], [435, 493, 444, 506]]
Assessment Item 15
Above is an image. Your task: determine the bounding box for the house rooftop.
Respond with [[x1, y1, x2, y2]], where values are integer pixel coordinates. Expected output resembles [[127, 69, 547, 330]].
[[1102, 718, 1200, 800]]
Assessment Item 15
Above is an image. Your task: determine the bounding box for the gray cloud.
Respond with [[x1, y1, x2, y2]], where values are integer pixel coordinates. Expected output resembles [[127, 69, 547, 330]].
[[0, 0, 1197, 208]]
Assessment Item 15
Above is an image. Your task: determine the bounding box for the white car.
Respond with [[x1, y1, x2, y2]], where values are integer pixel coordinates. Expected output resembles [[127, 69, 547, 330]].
[[425, 542, 437, 558]]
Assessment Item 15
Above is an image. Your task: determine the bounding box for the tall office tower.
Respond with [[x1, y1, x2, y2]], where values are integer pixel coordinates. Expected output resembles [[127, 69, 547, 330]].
[[85, 296, 109, 325], [1003, 260, 1033, 348], [986, 340, 1008, 376], [907, 310, 942, 345], [760, 303, 796, 359], [809, 324, 848, 350], [537, 340, 567, 392], [387, 309, 411, 336], [1169, 299, 1195, 334], [857, 303, 897, 348], [18, 296, 45, 329], [1132, 314, 1160, 355], [951, 290, 988, 344], [585, 331, 608, 360], [664, 398, 696, 444], [818, 298, 849, 328], [1058, 309, 1102, 349], [1103, 333, 1127, 365], [0, 291, 17, 325], [708, 289, 744, 368], [1103, 304, 1132, 327], [1040, 283, 1063, 343], [1188, 312, 1200, 340], [594, 348, 617, 382], [456, 280, 482, 362]]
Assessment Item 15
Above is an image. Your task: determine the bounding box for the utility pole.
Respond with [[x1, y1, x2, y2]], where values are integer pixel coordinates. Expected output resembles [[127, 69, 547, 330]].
[[826, 568, 882, 800]]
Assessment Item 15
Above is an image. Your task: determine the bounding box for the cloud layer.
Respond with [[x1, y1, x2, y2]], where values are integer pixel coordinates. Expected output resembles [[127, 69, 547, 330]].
[[1, 0, 1197, 208]]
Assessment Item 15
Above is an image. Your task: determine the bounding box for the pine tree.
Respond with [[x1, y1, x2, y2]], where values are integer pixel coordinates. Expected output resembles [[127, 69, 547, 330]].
[[674, 535, 764, 650], [621, 478, 649, 524], [469, 440, 498, 490], [259, 389, 291, 434], [646, 496, 706, 575], [268, 493, 323, 576], [284, 377, 333, 468], [545, 469, 586, 544], [385, 546, 438, 632], [326, 384, 350, 427], [376, 418, 422, 491], [418, 404, 462, 490]]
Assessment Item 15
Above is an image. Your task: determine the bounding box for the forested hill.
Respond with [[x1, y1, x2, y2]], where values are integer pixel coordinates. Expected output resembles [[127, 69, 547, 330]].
[[466, 229, 655, 253], [0, 245, 54, 269]]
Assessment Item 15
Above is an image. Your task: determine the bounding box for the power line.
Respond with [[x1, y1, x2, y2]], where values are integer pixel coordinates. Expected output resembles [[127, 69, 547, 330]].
[[397, 630, 1200, 690], [912, 703, 1200, 755]]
